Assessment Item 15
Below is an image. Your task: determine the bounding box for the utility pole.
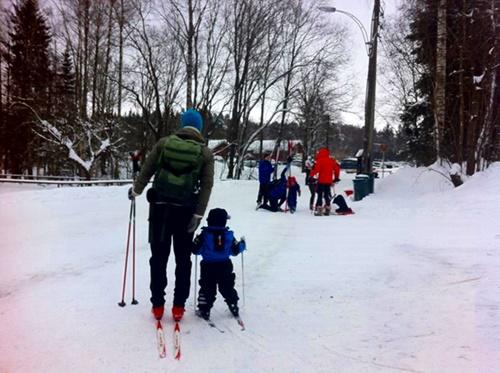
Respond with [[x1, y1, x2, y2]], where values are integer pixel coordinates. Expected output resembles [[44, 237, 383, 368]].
[[362, 0, 381, 174]]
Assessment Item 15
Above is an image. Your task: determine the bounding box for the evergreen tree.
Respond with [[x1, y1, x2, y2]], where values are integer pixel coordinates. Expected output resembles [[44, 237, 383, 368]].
[[5, 0, 52, 173], [57, 46, 77, 122]]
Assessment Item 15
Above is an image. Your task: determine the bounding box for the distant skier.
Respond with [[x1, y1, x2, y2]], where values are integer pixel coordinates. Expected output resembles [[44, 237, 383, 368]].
[[257, 159, 291, 212], [193, 208, 246, 320], [309, 148, 340, 216], [304, 156, 317, 211], [256, 154, 275, 207], [286, 176, 301, 213], [129, 150, 141, 179]]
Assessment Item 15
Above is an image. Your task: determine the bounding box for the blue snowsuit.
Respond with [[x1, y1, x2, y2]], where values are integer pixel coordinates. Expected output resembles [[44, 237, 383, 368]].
[[257, 159, 275, 204], [259, 165, 288, 212], [287, 183, 301, 212], [258, 159, 274, 183], [193, 226, 246, 313]]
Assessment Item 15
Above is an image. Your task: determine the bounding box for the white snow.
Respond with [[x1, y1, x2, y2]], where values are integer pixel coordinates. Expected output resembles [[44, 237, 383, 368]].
[[0, 163, 499, 373], [473, 72, 485, 85]]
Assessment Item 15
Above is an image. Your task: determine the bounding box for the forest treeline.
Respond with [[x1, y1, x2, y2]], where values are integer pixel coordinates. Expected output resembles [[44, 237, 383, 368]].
[[0, 0, 497, 180]]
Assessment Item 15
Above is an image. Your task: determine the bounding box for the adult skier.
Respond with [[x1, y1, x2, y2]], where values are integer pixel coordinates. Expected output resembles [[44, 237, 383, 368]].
[[256, 154, 275, 207], [128, 109, 214, 322], [309, 148, 340, 216]]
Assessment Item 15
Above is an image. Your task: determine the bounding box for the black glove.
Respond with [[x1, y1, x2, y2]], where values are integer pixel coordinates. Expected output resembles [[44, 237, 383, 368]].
[[187, 214, 202, 233], [334, 178, 341, 183], [287, 156, 293, 164], [128, 187, 138, 200]]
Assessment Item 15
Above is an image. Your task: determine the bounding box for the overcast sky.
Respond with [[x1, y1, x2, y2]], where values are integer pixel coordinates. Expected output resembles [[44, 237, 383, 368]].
[[320, 0, 401, 129]]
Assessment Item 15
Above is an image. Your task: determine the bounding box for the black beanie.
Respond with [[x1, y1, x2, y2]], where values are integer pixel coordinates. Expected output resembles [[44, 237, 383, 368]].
[[207, 208, 229, 227]]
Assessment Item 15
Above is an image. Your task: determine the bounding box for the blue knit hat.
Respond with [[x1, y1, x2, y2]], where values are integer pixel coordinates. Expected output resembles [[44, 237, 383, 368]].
[[181, 109, 203, 132]]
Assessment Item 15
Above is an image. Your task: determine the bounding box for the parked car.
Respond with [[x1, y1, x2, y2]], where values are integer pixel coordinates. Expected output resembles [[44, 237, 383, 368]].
[[340, 158, 358, 173], [373, 161, 399, 177]]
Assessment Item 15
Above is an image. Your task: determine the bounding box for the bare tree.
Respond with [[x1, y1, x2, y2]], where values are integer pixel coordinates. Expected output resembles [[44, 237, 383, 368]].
[[123, 0, 183, 140], [434, 0, 447, 161], [225, 0, 280, 178]]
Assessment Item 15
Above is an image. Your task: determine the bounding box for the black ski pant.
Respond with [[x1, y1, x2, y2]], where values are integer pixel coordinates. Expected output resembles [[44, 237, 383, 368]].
[[259, 196, 286, 212], [315, 183, 331, 207], [197, 259, 239, 312], [257, 183, 270, 204], [308, 183, 316, 208], [149, 203, 194, 308]]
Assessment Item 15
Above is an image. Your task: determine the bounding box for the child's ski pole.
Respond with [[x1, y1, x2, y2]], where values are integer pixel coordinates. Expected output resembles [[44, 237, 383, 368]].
[[241, 251, 245, 308], [193, 254, 198, 311]]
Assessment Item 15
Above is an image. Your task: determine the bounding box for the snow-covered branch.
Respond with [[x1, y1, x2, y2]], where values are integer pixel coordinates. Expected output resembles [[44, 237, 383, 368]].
[[11, 102, 122, 178]]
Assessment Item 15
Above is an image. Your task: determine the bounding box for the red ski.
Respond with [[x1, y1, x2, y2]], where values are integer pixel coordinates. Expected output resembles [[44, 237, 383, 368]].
[[173, 322, 181, 360], [156, 320, 167, 358]]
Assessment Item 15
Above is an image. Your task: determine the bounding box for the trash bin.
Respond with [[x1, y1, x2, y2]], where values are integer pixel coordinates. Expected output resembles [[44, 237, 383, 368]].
[[353, 174, 370, 201], [366, 172, 375, 194]]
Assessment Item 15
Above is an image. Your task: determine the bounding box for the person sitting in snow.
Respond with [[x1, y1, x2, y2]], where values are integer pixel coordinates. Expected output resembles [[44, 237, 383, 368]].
[[286, 176, 301, 213], [192, 208, 246, 320], [331, 194, 354, 215], [257, 160, 291, 212]]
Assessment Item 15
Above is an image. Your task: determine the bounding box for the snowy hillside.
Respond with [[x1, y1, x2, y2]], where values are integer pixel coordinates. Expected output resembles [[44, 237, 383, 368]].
[[0, 163, 499, 373]]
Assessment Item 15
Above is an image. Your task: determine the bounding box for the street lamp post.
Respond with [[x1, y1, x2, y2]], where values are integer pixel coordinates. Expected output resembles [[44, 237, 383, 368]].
[[319, 1, 381, 175]]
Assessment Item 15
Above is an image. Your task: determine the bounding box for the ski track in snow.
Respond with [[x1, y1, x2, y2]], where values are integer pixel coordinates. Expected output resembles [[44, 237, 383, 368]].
[[0, 163, 499, 373]]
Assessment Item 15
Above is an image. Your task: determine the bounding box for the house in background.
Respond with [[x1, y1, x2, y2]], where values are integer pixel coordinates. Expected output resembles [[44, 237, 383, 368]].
[[208, 139, 304, 163]]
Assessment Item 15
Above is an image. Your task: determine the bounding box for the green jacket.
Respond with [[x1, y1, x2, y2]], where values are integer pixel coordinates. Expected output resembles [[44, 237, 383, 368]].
[[133, 127, 214, 217]]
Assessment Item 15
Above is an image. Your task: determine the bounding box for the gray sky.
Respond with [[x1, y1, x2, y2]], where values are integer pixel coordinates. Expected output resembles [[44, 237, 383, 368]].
[[320, 0, 401, 129]]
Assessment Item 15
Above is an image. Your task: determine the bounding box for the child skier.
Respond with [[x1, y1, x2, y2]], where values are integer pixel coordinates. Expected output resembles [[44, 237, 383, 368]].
[[192, 208, 246, 320], [287, 176, 301, 213]]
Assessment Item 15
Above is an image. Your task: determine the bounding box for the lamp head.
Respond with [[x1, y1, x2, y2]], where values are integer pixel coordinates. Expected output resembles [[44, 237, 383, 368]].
[[318, 6, 337, 13]]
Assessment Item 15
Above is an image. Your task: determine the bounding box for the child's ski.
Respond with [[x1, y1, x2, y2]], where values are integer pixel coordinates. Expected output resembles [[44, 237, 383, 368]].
[[173, 322, 181, 360], [196, 311, 225, 333], [156, 320, 167, 358]]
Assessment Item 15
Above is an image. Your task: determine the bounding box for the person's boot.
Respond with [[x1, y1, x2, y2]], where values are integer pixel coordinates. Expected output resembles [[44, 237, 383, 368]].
[[151, 305, 164, 320], [314, 206, 323, 216], [324, 205, 331, 216], [171, 305, 185, 322], [195, 308, 210, 320], [336, 207, 354, 215]]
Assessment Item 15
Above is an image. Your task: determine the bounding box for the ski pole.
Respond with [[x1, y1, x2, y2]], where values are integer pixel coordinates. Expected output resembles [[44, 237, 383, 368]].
[[193, 254, 198, 311], [118, 199, 134, 307], [131, 199, 138, 305], [241, 251, 245, 308]]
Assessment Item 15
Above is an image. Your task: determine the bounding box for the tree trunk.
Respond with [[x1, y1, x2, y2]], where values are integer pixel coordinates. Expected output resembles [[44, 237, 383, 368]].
[[82, 0, 90, 119], [457, 0, 466, 166], [117, 0, 124, 117], [434, 0, 447, 161], [101, 1, 114, 115], [186, 0, 194, 108], [92, 7, 102, 117]]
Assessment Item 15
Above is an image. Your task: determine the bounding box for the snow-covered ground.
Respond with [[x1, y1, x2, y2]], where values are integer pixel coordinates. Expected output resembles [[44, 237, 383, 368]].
[[0, 163, 499, 373]]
